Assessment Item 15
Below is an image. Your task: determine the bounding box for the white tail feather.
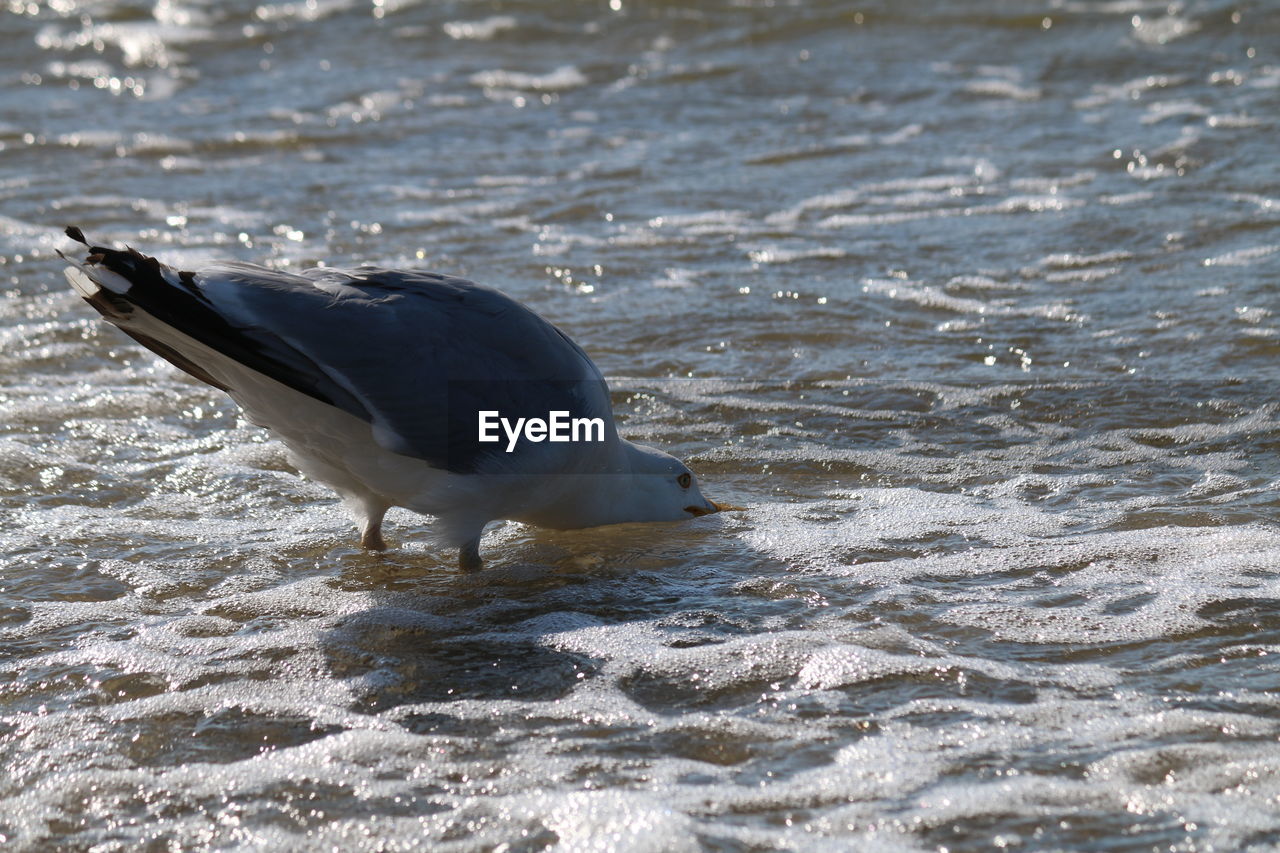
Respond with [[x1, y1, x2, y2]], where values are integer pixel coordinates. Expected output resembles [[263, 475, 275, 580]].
[[64, 263, 134, 296], [64, 266, 99, 299]]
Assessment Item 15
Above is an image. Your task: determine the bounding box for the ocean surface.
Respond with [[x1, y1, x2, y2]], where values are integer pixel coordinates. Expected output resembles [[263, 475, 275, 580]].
[[2, 0, 1279, 849]]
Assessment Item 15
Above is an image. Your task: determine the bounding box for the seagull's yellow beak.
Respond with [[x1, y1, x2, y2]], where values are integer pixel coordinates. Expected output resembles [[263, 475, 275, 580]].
[[685, 499, 746, 517]]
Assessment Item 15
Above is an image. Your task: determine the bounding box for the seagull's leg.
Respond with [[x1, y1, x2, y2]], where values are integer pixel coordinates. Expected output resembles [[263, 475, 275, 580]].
[[355, 501, 389, 551], [459, 537, 483, 572], [361, 517, 387, 551]]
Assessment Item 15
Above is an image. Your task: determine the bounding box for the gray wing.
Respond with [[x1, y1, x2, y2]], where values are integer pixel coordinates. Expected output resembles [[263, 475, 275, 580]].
[[185, 263, 614, 474]]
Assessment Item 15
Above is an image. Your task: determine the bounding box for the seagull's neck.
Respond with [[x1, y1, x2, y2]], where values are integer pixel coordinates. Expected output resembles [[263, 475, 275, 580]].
[[512, 440, 673, 530]]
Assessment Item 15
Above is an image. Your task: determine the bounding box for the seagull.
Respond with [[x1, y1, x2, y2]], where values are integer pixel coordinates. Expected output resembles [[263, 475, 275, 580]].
[[60, 226, 730, 570]]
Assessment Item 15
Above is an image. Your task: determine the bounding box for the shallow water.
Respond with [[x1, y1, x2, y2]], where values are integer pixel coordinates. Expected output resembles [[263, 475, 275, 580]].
[[2, 0, 1279, 849]]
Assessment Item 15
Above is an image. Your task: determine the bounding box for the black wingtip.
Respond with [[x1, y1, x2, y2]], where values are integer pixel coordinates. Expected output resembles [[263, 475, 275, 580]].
[[65, 225, 88, 245]]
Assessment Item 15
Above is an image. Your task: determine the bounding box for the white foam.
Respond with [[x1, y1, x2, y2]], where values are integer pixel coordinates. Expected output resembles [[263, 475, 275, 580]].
[[443, 15, 517, 40], [469, 65, 588, 92]]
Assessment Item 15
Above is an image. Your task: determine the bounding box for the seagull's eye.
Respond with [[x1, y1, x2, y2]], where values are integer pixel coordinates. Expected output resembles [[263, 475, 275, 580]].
[[677, 472, 692, 489]]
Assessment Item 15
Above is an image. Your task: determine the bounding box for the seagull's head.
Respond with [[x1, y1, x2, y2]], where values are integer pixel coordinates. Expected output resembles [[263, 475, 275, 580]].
[[621, 442, 735, 523]]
